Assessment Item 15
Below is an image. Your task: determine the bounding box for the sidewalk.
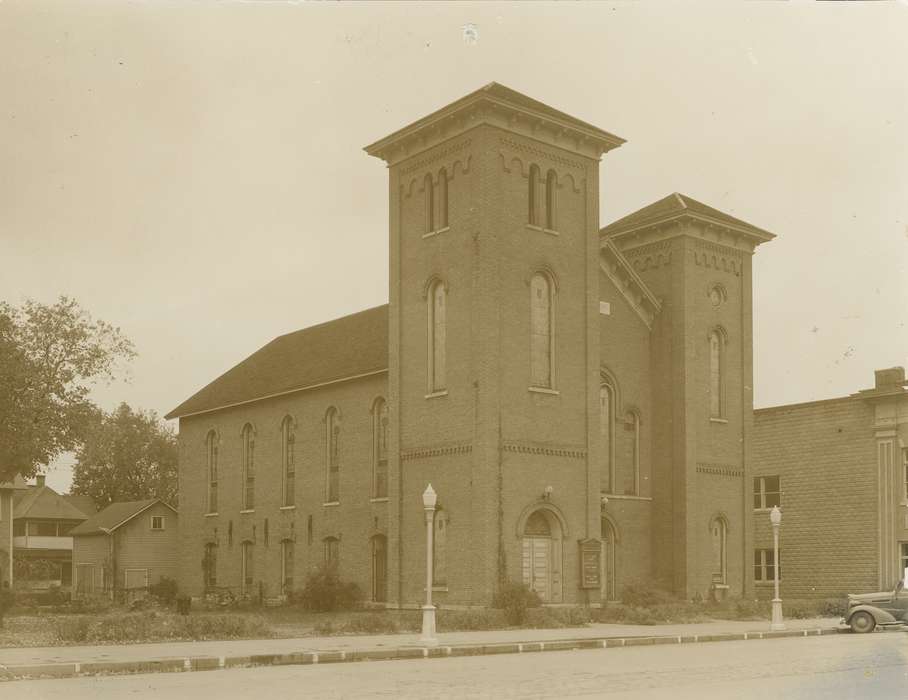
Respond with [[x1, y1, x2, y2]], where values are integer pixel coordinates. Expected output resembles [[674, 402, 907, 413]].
[[0, 617, 842, 681]]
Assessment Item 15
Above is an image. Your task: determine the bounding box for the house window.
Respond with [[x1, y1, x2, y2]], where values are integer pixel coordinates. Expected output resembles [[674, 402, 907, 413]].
[[281, 540, 294, 594], [438, 168, 449, 229], [281, 416, 295, 507], [204, 543, 217, 589], [530, 272, 554, 388], [753, 476, 781, 510], [753, 548, 779, 582], [544, 169, 556, 230], [241, 541, 254, 593], [150, 516, 165, 531], [427, 279, 446, 393], [206, 430, 218, 514], [13, 520, 24, 536], [708, 329, 726, 418], [325, 408, 340, 503], [242, 423, 255, 510], [424, 173, 434, 234], [600, 382, 615, 493], [528, 164, 539, 226], [372, 398, 389, 499], [433, 509, 448, 587], [626, 410, 641, 496], [324, 536, 339, 568], [710, 517, 728, 585]]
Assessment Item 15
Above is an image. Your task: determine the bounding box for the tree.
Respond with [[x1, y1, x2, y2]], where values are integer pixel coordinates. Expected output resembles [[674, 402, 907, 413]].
[[0, 297, 136, 483], [72, 403, 178, 508]]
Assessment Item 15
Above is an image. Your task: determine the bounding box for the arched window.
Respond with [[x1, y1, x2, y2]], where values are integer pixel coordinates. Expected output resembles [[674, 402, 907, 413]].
[[206, 431, 218, 514], [325, 408, 340, 503], [545, 169, 557, 230], [427, 279, 446, 393], [438, 168, 449, 229], [372, 398, 389, 499], [323, 536, 339, 568], [600, 383, 614, 493], [371, 534, 387, 602], [626, 410, 641, 496], [530, 272, 554, 388], [528, 164, 540, 225], [241, 541, 254, 594], [710, 516, 728, 585], [203, 542, 217, 591], [601, 518, 617, 601], [281, 539, 294, 594], [708, 329, 726, 418], [433, 509, 448, 587], [281, 416, 295, 508], [241, 424, 255, 511], [424, 173, 434, 233]]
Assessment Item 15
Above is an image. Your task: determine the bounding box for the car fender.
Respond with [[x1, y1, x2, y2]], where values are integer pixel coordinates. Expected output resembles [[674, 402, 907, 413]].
[[847, 605, 898, 625]]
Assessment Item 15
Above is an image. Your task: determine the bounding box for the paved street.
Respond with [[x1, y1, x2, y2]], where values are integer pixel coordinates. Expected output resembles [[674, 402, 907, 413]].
[[5, 631, 906, 700]]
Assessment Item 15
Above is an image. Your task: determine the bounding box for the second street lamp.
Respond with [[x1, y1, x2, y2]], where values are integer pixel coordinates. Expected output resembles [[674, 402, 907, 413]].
[[419, 483, 438, 645], [770, 505, 786, 631]]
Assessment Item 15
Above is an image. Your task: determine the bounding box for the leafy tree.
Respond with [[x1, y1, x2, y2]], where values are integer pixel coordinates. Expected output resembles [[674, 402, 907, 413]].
[[0, 297, 136, 483], [72, 403, 178, 508]]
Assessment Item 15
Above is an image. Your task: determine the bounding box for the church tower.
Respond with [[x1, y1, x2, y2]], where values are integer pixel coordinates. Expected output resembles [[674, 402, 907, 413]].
[[366, 84, 624, 606]]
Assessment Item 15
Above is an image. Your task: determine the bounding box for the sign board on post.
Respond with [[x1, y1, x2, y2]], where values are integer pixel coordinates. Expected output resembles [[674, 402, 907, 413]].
[[579, 538, 601, 589]]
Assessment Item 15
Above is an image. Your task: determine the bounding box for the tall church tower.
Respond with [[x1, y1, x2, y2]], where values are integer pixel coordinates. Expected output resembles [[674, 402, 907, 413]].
[[366, 84, 624, 606]]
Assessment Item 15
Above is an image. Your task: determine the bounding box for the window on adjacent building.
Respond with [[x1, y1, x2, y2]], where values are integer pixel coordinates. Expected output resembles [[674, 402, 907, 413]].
[[204, 543, 218, 589], [242, 424, 255, 510], [281, 539, 294, 594], [753, 476, 781, 510], [528, 164, 540, 226], [710, 517, 728, 585], [600, 382, 615, 494], [324, 536, 339, 568], [206, 430, 218, 513], [150, 516, 165, 531], [753, 548, 779, 582], [530, 272, 554, 388], [325, 408, 340, 503], [708, 329, 726, 418], [241, 541, 254, 593], [427, 279, 446, 393], [281, 416, 295, 508], [433, 509, 448, 587], [372, 398, 389, 499], [424, 173, 434, 234], [438, 167, 449, 229], [545, 169, 557, 230]]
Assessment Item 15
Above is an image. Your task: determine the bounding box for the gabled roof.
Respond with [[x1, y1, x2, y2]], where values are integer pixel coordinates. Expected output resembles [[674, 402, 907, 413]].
[[166, 305, 389, 420], [64, 494, 97, 517], [13, 485, 89, 521], [601, 192, 775, 242], [0, 475, 29, 490], [70, 499, 176, 536]]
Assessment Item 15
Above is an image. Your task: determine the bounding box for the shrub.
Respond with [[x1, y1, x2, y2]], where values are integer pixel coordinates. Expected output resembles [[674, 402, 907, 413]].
[[341, 613, 401, 635], [619, 581, 675, 608], [149, 577, 179, 604], [56, 611, 270, 643], [492, 582, 541, 626], [437, 608, 506, 631], [527, 606, 591, 628], [295, 564, 362, 612], [57, 616, 91, 642]]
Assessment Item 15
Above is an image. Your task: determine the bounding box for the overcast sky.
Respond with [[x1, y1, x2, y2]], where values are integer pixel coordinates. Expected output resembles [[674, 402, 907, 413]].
[[2, 1, 906, 493]]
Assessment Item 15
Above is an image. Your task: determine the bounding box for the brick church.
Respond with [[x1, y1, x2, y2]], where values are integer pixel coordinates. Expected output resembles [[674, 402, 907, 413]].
[[167, 84, 776, 607]]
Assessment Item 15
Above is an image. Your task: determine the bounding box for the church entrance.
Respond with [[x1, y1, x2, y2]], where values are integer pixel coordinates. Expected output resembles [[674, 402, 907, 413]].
[[521, 509, 562, 602]]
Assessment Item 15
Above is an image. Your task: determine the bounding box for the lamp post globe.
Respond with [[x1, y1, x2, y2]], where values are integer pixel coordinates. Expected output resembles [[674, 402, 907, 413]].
[[769, 505, 786, 631]]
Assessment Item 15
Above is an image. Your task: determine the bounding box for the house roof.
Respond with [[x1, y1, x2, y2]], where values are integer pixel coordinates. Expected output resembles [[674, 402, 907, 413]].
[[13, 485, 90, 521], [64, 494, 97, 517], [0, 475, 29, 490], [601, 192, 775, 241], [165, 305, 389, 420], [70, 499, 176, 536]]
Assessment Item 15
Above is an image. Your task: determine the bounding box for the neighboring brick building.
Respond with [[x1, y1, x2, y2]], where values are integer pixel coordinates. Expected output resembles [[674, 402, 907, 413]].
[[753, 367, 908, 599], [168, 83, 776, 607]]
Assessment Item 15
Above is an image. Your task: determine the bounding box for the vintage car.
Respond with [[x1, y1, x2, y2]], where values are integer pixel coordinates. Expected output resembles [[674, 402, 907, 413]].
[[842, 579, 908, 633]]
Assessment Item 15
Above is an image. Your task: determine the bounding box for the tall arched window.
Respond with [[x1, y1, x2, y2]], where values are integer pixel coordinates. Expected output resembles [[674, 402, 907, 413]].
[[626, 410, 641, 496], [530, 272, 554, 388], [433, 509, 448, 587], [528, 164, 540, 225], [708, 329, 726, 418], [601, 518, 617, 601], [372, 398, 389, 499], [600, 383, 614, 493], [710, 516, 728, 585], [241, 424, 255, 511], [241, 540, 254, 594], [424, 173, 434, 233], [323, 536, 339, 568], [427, 279, 446, 393], [325, 408, 340, 503], [203, 542, 217, 590], [206, 430, 218, 514], [545, 169, 557, 230], [281, 416, 295, 508], [438, 167, 449, 229], [281, 539, 294, 594]]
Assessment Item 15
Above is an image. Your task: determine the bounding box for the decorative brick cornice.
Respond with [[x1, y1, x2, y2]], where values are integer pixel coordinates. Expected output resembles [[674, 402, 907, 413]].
[[400, 443, 472, 462], [502, 442, 587, 459], [400, 139, 472, 176], [692, 246, 742, 276], [696, 463, 743, 478], [499, 136, 585, 171], [620, 240, 672, 257]]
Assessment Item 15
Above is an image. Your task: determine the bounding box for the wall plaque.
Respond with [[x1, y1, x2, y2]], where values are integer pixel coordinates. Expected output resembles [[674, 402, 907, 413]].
[[579, 538, 601, 589]]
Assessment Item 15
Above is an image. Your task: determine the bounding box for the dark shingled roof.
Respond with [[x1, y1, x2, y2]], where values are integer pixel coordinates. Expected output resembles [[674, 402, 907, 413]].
[[64, 494, 97, 517], [13, 486, 89, 521], [601, 193, 774, 240], [166, 305, 388, 420], [70, 499, 174, 536]]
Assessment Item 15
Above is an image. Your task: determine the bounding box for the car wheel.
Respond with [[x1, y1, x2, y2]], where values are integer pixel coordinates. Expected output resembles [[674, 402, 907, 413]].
[[850, 611, 876, 634]]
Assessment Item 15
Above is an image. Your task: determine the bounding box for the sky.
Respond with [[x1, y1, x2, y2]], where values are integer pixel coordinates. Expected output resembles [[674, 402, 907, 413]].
[[2, 1, 906, 493]]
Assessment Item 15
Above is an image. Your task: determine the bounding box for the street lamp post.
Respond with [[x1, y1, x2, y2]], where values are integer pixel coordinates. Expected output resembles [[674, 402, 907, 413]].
[[770, 505, 786, 631], [420, 484, 438, 646]]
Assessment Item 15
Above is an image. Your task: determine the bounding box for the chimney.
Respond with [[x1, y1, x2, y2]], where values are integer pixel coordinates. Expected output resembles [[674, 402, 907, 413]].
[[874, 367, 906, 390], [35, 474, 46, 488]]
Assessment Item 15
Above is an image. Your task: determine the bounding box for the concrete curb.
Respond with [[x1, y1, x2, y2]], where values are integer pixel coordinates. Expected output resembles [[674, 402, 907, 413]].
[[0, 627, 843, 682]]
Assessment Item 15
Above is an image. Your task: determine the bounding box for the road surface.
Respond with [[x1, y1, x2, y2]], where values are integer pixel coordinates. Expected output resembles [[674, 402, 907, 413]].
[[5, 631, 907, 699]]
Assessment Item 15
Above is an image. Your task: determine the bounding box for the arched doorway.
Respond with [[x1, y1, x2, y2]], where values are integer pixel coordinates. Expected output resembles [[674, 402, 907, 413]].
[[601, 518, 618, 601], [521, 509, 563, 602], [370, 535, 387, 603]]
